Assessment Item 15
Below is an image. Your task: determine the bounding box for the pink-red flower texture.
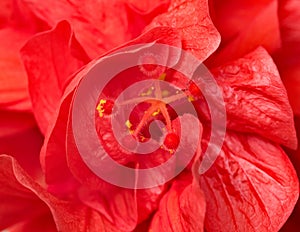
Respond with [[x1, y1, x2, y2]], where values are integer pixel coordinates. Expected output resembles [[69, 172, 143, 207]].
[[0, 0, 299, 231]]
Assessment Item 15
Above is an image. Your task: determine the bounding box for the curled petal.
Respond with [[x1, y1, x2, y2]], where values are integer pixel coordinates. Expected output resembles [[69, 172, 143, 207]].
[[150, 173, 206, 232], [20, 0, 168, 58], [0, 155, 120, 232], [21, 20, 89, 134], [146, 0, 221, 61], [0, 28, 32, 111], [207, 0, 280, 67], [211, 47, 297, 149], [200, 132, 299, 232]]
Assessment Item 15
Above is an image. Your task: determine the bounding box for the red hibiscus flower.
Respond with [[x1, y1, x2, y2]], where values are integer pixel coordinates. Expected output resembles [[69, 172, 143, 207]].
[[0, 1, 299, 232], [208, 0, 300, 230]]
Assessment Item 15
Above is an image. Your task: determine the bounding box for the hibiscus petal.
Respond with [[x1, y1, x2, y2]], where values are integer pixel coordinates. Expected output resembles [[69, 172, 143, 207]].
[[127, 0, 169, 13], [40, 60, 98, 197], [66, 112, 160, 230], [0, 111, 43, 179], [150, 173, 206, 232], [211, 47, 297, 149], [200, 132, 299, 232], [0, 155, 121, 231], [0, 110, 35, 137], [145, 0, 221, 62], [0, 0, 11, 27], [41, 92, 80, 197], [0, 27, 32, 111], [207, 0, 280, 67], [276, 0, 300, 115], [0, 0, 49, 111], [0, 155, 54, 230], [20, 0, 167, 58], [6, 213, 57, 232], [39, 66, 145, 230], [20, 20, 89, 134]]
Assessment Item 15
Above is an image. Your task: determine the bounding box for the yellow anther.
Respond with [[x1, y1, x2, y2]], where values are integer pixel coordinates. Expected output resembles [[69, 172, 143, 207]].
[[152, 109, 160, 116], [96, 99, 107, 117], [125, 120, 132, 129], [188, 96, 195, 102], [140, 88, 153, 96], [158, 73, 166, 81], [162, 90, 169, 97], [140, 135, 146, 142], [125, 120, 134, 134]]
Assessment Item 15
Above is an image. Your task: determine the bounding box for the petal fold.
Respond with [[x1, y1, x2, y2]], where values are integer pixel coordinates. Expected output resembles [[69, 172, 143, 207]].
[[20, 0, 168, 58], [145, 0, 221, 61], [208, 0, 280, 67], [20, 20, 89, 134], [200, 132, 299, 232], [150, 173, 206, 232], [212, 47, 297, 149], [0, 155, 121, 232]]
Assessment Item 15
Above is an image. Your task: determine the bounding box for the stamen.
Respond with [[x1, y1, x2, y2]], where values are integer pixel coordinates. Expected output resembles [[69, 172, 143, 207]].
[[152, 109, 160, 117], [125, 120, 134, 134], [96, 99, 114, 117], [188, 96, 195, 102], [160, 104, 172, 132], [132, 104, 159, 138], [158, 73, 166, 81], [140, 86, 154, 97]]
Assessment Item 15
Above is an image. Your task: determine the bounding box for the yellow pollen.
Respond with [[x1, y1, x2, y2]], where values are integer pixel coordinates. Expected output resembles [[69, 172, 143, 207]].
[[125, 120, 132, 129], [125, 120, 134, 134], [140, 135, 146, 141], [188, 95, 195, 102], [152, 109, 160, 116], [158, 73, 166, 81], [140, 87, 153, 96], [162, 90, 169, 97], [168, 149, 174, 154], [96, 99, 107, 117]]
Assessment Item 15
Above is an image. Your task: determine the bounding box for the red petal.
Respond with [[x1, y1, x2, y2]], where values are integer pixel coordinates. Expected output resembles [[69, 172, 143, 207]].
[[0, 155, 121, 231], [127, 0, 169, 13], [207, 0, 280, 67], [6, 213, 57, 232], [20, 0, 167, 58], [212, 47, 297, 149], [200, 132, 299, 232], [0, 110, 36, 137], [20, 20, 89, 134], [0, 111, 43, 179], [276, 0, 300, 115], [0, 0, 11, 26], [146, 0, 220, 61], [150, 173, 206, 232], [41, 92, 80, 197], [40, 61, 98, 197], [41, 71, 164, 229], [0, 155, 54, 230], [66, 114, 166, 230], [0, 0, 49, 111], [0, 27, 32, 111]]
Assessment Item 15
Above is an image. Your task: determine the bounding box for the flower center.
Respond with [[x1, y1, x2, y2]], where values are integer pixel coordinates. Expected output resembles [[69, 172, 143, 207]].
[[96, 71, 199, 153]]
